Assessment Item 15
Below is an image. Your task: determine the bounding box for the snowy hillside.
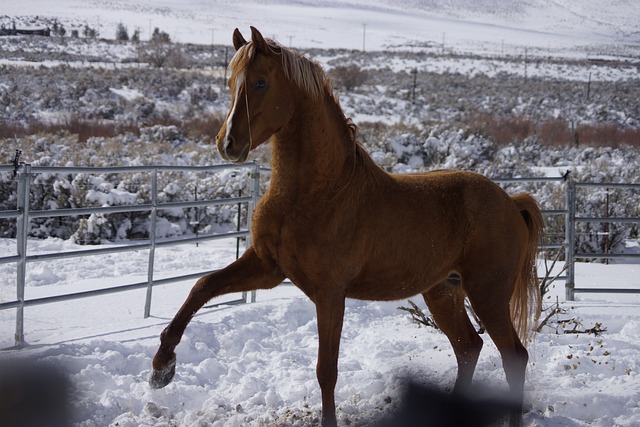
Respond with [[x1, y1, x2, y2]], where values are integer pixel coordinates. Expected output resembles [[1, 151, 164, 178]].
[[1, 0, 639, 55]]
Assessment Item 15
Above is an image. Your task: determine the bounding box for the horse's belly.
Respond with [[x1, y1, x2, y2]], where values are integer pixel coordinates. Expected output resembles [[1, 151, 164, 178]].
[[345, 271, 444, 301], [346, 284, 429, 301]]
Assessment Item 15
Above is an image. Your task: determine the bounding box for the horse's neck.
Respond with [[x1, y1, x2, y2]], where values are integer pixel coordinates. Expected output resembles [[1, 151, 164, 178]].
[[269, 96, 362, 197]]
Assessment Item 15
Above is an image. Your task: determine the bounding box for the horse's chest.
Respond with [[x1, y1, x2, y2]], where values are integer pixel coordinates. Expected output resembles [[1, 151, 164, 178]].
[[255, 211, 320, 260], [252, 202, 347, 284]]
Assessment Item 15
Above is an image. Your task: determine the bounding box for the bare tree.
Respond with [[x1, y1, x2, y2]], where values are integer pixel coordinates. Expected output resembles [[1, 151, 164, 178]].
[[137, 28, 187, 68]]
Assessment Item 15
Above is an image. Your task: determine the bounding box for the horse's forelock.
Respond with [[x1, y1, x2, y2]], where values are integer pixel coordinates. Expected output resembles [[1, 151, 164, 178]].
[[228, 43, 255, 78], [229, 38, 327, 101]]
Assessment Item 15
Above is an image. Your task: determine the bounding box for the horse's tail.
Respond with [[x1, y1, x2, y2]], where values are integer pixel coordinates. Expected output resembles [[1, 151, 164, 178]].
[[510, 193, 544, 343]]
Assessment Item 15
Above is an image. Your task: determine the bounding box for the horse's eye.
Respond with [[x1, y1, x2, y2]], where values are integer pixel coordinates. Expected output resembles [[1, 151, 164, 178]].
[[255, 80, 267, 90]]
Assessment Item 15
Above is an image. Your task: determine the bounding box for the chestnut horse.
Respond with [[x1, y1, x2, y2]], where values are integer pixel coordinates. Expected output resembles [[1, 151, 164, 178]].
[[150, 27, 543, 427]]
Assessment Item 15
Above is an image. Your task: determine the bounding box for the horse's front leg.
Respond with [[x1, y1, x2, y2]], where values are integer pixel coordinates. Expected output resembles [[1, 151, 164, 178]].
[[149, 246, 284, 389], [315, 295, 346, 427]]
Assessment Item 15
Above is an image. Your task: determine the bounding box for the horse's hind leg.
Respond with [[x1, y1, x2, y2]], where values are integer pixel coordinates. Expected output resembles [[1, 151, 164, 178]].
[[466, 283, 528, 427], [423, 282, 483, 391], [150, 247, 284, 388]]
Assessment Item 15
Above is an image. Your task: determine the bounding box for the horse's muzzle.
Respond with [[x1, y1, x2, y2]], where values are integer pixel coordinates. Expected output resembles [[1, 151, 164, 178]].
[[220, 135, 250, 163]]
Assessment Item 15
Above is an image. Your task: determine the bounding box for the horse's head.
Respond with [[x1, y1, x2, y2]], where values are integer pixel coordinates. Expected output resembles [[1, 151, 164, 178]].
[[216, 27, 296, 163]]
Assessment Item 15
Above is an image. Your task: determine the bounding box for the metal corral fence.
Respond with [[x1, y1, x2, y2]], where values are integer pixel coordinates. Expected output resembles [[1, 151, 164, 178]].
[[0, 164, 639, 348], [567, 181, 640, 297], [495, 177, 640, 300], [0, 162, 261, 348]]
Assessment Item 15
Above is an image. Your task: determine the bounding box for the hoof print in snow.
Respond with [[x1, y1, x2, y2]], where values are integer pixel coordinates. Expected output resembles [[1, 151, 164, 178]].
[[144, 402, 165, 418]]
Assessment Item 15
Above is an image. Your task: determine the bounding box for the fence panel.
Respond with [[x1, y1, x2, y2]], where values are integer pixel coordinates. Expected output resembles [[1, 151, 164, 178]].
[[0, 162, 260, 348], [567, 181, 640, 299]]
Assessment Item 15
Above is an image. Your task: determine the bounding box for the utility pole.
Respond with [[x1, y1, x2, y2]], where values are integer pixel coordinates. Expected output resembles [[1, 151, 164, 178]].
[[211, 28, 216, 69], [524, 47, 528, 82], [411, 68, 418, 104], [362, 24, 366, 52]]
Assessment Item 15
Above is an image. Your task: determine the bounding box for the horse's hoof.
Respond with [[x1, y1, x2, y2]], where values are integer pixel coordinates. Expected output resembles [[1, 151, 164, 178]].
[[149, 357, 176, 389]]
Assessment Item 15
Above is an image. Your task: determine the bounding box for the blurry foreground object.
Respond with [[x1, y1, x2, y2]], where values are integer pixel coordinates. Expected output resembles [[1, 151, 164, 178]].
[[375, 382, 519, 427], [0, 358, 72, 427]]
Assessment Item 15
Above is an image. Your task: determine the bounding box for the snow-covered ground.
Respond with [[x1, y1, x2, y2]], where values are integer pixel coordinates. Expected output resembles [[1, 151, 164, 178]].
[[1, 237, 639, 426]]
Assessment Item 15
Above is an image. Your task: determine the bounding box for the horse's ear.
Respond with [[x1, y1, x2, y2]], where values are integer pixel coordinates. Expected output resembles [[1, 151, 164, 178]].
[[232, 28, 247, 51], [250, 26, 269, 53]]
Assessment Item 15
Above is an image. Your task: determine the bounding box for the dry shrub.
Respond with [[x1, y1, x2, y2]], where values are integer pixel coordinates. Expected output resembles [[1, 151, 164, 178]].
[[537, 118, 571, 146], [464, 113, 640, 149], [0, 120, 25, 140], [576, 123, 640, 148], [497, 116, 533, 145], [1, 113, 224, 143], [465, 112, 533, 146], [64, 117, 139, 141], [183, 115, 224, 140], [330, 64, 368, 91], [0, 117, 138, 142]]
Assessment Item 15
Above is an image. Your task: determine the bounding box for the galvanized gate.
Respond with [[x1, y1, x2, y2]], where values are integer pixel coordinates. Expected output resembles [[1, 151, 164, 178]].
[[565, 181, 640, 299], [0, 162, 261, 348]]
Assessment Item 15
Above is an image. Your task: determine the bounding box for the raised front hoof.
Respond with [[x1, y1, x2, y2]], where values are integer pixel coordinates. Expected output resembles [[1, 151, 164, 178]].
[[149, 357, 176, 389]]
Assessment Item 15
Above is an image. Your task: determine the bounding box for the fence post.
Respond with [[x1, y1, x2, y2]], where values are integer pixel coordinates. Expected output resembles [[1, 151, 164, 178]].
[[144, 169, 158, 318], [248, 163, 260, 303], [565, 177, 576, 301], [15, 163, 31, 347]]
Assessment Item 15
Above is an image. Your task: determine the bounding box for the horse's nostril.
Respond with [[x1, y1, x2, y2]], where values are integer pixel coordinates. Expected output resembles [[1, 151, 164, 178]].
[[224, 135, 234, 156]]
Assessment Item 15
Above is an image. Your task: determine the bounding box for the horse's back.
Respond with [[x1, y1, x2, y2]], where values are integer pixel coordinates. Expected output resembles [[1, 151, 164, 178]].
[[343, 169, 528, 300], [387, 169, 517, 224], [396, 169, 529, 247]]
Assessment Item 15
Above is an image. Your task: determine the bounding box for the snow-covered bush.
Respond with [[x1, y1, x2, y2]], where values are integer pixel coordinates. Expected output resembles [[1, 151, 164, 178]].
[[0, 127, 251, 243]]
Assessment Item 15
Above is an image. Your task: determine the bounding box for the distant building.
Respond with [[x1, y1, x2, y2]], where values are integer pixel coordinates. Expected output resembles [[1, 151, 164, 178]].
[[0, 27, 51, 37]]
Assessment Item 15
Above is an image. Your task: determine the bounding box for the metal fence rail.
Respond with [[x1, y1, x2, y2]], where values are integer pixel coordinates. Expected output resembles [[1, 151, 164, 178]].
[[1, 164, 639, 348], [0, 162, 261, 348], [568, 181, 640, 298]]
